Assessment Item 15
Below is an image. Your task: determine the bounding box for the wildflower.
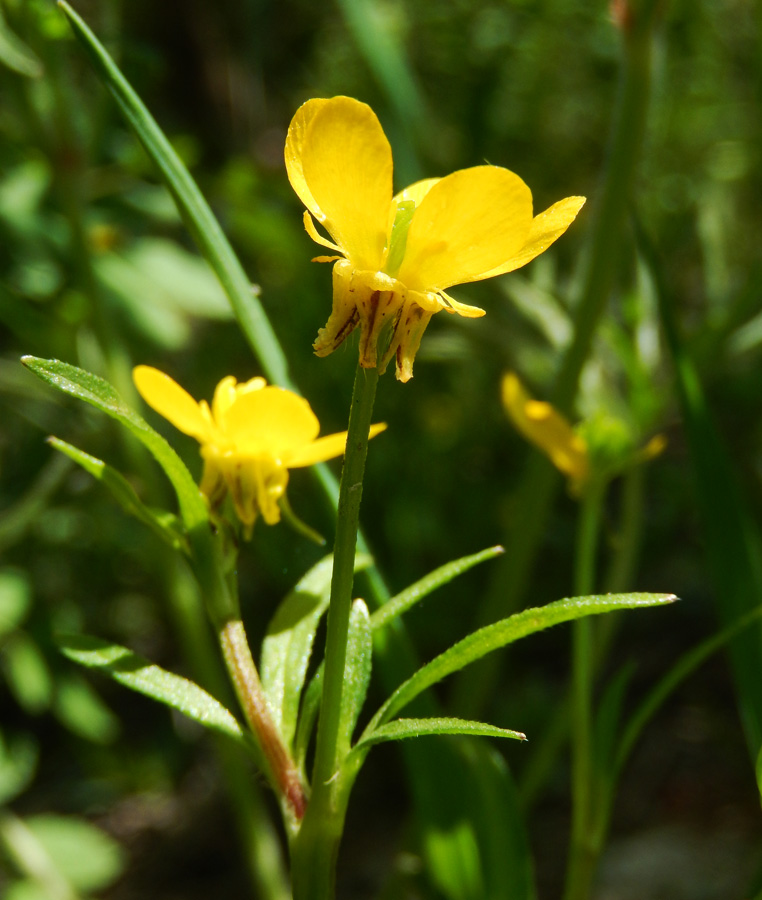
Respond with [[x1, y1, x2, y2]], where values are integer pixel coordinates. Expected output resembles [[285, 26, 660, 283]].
[[502, 372, 589, 493], [133, 366, 385, 533], [285, 96, 585, 382], [502, 372, 666, 494]]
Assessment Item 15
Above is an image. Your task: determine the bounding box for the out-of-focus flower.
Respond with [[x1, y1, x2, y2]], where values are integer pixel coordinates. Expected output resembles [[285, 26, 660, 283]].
[[502, 372, 589, 493], [285, 96, 585, 382], [133, 366, 385, 533], [502, 372, 666, 494]]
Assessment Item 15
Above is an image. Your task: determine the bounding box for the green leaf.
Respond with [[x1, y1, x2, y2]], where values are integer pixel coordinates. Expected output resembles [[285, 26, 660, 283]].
[[21, 356, 206, 531], [370, 545, 504, 631], [260, 554, 371, 750], [464, 744, 536, 900], [57, 0, 291, 389], [1, 633, 52, 714], [23, 814, 125, 893], [353, 717, 525, 751], [53, 674, 120, 745], [294, 667, 323, 779], [0, 732, 38, 806], [367, 593, 676, 732], [4, 879, 49, 900], [0, 7, 43, 78], [0, 570, 31, 638], [336, 600, 372, 759], [94, 238, 233, 351], [48, 436, 187, 552], [57, 634, 246, 745]]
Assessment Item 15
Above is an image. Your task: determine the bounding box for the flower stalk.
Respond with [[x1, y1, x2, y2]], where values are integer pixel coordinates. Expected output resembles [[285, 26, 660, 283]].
[[291, 363, 380, 900]]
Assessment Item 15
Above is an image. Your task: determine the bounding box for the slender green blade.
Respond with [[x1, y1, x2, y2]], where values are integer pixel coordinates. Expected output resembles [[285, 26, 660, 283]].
[[260, 554, 371, 750], [464, 744, 537, 900], [21, 356, 206, 530], [48, 437, 187, 552], [58, 634, 245, 744], [336, 600, 372, 759], [354, 717, 526, 751], [56, 0, 290, 389], [294, 667, 323, 779], [370, 593, 676, 729], [370, 545, 504, 631]]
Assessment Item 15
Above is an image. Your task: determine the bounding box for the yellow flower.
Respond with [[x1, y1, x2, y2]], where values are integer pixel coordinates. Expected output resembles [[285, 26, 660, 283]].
[[133, 366, 385, 532], [502, 372, 589, 492], [285, 96, 586, 382], [502, 373, 667, 494]]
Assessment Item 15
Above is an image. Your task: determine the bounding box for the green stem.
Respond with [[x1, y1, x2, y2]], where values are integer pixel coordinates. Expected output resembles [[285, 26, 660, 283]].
[[564, 479, 605, 900], [292, 363, 379, 900]]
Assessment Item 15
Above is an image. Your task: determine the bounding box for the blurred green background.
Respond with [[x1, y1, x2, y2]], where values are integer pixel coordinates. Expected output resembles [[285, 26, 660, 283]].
[[2, 0, 761, 897]]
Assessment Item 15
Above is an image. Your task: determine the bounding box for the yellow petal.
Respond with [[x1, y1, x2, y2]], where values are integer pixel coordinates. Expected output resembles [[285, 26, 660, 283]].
[[285, 98, 332, 221], [393, 177, 441, 207], [502, 373, 588, 483], [211, 376, 238, 422], [133, 366, 212, 442], [293, 96, 392, 271], [223, 387, 320, 456], [397, 166, 533, 292], [286, 423, 387, 468], [212, 375, 266, 422], [481, 196, 586, 278]]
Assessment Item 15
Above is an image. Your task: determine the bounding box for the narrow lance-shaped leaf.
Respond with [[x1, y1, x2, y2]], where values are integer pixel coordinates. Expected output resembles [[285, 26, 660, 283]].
[[353, 717, 526, 753], [48, 437, 187, 552], [260, 554, 372, 750], [335, 600, 372, 761], [365, 593, 676, 734], [22, 357, 206, 531], [370, 545, 504, 631], [294, 667, 323, 779], [58, 634, 246, 745]]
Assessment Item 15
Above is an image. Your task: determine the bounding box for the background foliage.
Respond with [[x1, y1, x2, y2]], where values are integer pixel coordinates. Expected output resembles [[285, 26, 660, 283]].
[[2, 0, 761, 898]]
